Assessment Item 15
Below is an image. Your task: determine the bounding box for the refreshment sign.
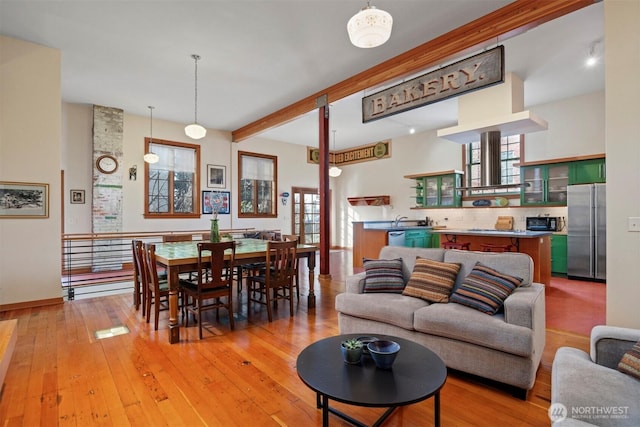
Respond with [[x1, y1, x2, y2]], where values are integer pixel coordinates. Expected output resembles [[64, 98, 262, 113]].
[[362, 45, 504, 123], [307, 140, 391, 166]]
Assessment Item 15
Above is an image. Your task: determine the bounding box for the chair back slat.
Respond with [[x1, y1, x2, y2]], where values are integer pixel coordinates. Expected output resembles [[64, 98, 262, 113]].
[[266, 240, 297, 286], [162, 234, 193, 242], [197, 241, 236, 292]]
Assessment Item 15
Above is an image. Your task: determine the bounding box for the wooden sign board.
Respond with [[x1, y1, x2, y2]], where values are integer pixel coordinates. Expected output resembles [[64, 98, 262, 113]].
[[307, 140, 391, 166]]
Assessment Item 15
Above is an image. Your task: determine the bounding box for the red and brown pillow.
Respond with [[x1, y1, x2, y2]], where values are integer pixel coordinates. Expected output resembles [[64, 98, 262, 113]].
[[402, 257, 461, 303], [618, 340, 640, 380]]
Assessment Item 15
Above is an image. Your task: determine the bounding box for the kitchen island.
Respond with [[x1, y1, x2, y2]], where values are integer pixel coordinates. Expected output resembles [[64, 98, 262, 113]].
[[431, 229, 552, 286]]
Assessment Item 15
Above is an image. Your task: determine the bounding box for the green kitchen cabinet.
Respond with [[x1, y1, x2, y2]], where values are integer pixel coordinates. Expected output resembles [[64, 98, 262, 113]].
[[551, 234, 568, 275], [406, 171, 462, 208], [404, 229, 433, 248], [410, 178, 426, 208], [521, 163, 569, 206], [569, 158, 606, 184]]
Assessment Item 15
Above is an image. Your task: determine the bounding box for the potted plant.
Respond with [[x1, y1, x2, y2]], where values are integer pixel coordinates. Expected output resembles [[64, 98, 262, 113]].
[[340, 338, 363, 364]]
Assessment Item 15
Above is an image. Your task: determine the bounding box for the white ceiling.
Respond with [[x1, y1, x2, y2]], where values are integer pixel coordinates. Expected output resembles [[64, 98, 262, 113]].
[[0, 1, 603, 149]]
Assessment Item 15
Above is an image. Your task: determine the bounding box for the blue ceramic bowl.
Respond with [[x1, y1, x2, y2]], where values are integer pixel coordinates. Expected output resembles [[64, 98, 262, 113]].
[[356, 336, 379, 354], [367, 340, 400, 369]]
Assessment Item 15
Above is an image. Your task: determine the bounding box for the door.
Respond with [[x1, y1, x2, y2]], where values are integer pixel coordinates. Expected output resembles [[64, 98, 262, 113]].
[[292, 187, 320, 245]]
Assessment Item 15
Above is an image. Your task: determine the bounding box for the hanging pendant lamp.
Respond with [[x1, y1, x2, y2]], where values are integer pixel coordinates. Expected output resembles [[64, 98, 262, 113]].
[[347, 1, 393, 49], [144, 106, 159, 164], [185, 54, 207, 139], [329, 130, 342, 177]]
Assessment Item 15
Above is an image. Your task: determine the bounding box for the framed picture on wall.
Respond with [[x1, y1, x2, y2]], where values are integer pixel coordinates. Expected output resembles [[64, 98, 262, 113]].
[[70, 189, 85, 204], [202, 191, 230, 215], [207, 164, 226, 188], [0, 181, 49, 218]]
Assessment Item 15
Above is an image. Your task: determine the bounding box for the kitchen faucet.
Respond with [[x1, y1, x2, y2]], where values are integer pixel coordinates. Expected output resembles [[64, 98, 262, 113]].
[[394, 215, 408, 227]]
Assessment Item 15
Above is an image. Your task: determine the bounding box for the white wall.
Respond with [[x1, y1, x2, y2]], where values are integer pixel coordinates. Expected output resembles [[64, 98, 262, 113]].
[[0, 36, 63, 306], [604, 0, 640, 328]]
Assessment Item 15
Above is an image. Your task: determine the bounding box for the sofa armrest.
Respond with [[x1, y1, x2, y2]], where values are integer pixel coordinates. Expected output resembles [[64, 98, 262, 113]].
[[345, 272, 366, 294], [590, 325, 640, 369], [503, 282, 545, 329]]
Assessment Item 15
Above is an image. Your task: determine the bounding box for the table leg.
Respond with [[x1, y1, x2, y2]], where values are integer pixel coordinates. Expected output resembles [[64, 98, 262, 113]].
[[322, 394, 329, 427], [168, 267, 180, 344], [306, 252, 316, 308], [435, 391, 440, 427]]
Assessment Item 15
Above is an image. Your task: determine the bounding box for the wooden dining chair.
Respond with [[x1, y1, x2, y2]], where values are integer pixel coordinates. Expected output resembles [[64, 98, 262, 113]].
[[142, 243, 170, 331], [131, 239, 145, 315], [246, 240, 297, 322], [162, 234, 193, 242], [282, 234, 301, 301], [179, 241, 236, 338]]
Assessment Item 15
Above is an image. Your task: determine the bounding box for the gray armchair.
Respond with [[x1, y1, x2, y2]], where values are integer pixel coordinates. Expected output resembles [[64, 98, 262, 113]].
[[551, 325, 640, 426]]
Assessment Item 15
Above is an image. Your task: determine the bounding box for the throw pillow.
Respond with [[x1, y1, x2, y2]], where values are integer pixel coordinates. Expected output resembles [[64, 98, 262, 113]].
[[450, 262, 523, 314], [618, 340, 640, 380], [402, 257, 461, 303], [362, 258, 405, 293]]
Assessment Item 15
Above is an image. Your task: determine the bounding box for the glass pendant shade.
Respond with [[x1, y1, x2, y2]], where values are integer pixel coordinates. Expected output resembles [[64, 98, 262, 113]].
[[329, 166, 343, 177], [144, 106, 159, 164], [185, 123, 206, 139], [347, 4, 393, 48], [143, 152, 159, 164]]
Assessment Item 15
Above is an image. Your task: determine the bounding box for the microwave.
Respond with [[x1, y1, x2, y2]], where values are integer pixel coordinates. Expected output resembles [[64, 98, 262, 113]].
[[526, 216, 559, 231]]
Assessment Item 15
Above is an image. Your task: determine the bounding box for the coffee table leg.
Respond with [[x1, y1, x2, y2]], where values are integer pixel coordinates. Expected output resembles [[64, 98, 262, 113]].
[[435, 391, 440, 427], [321, 394, 329, 427]]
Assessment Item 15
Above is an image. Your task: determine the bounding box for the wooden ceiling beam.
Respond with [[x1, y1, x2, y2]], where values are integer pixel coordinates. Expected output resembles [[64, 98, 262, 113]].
[[231, 0, 597, 142]]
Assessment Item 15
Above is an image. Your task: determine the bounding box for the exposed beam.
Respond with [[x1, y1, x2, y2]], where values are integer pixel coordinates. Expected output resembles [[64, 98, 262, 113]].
[[231, 0, 597, 142]]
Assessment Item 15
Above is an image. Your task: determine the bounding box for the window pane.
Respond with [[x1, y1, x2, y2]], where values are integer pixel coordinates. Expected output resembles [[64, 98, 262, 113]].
[[238, 151, 277, 217], [240, 179, 255, 213], [173, 171, 194, 213], [148, 169, 170, 213]]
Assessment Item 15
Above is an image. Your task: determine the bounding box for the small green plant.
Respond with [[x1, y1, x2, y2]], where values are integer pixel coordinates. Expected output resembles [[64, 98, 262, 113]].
[[341, 338, 363, 350]]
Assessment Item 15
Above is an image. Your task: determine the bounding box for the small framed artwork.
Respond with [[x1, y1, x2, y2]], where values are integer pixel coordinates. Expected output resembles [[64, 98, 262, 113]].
[[0, 181, 49, 218], [207, 164, 226, 189], [70, 189, 85, 204], [202, 191, 230, 215]]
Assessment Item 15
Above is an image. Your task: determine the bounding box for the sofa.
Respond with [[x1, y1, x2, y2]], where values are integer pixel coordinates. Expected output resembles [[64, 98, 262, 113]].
[[551, 325, 640, 426], [335, 246, 546, 396]]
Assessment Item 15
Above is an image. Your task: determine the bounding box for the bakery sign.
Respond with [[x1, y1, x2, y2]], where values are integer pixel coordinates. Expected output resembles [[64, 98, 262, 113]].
[[362, 45, 504, 123], [307, 140, 391, 166]]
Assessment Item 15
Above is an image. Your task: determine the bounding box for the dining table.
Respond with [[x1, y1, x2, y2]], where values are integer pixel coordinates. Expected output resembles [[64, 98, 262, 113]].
[[153, 238, 318, 344]]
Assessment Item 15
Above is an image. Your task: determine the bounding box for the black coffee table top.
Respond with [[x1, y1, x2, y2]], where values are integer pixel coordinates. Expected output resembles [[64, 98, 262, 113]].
[[296, 334, 447, 407]]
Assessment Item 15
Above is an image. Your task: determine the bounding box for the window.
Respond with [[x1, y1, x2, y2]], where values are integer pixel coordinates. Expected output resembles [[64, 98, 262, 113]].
[[238, 151, 277, 218], [465, 134, 522, 195], [144, 138, 200, 218]]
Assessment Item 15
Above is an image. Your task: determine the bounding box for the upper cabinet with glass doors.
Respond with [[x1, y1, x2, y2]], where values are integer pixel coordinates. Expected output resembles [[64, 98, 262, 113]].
[[521, 163, 569, 206], [405, 170, 463, 208]]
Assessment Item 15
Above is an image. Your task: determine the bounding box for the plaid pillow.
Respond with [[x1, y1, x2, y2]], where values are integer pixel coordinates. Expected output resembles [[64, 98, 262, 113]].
[[402, 257, 461, 303], [362, 258, 405, 293], [450, 262, 523, 314], [618, 340, 640, 380]]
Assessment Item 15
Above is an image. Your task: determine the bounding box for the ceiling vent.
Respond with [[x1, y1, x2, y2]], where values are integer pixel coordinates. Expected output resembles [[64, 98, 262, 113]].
[[437, 73, 547, 144]]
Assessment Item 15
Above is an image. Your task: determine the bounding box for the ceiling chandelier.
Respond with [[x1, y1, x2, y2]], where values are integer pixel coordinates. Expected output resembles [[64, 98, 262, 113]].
[[329, 130, 342, 177], [144, 106, 159, 164], [347, 1, 393, 49], [184, 54, 207, 139]]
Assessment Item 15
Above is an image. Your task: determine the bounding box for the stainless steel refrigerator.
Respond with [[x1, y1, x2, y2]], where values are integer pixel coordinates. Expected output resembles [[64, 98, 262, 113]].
[[567, 183, 606, 281]]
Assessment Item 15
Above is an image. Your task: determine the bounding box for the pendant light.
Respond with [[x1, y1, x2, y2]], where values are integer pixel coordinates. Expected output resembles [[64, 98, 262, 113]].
[[144, 106, 159, 164], [329, 130, 342, 177], [184, 54, 207, 139], [347, 1, 393, 49]]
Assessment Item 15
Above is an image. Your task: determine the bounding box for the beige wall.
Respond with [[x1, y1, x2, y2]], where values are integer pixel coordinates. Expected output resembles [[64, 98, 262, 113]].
[[605, 0, 640, 328], [0, 36, 62, 306]]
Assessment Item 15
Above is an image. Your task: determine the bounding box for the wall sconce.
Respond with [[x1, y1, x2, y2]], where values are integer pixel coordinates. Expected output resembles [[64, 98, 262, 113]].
[[280, 192, 290, 206], [129, 165, 137, 180]]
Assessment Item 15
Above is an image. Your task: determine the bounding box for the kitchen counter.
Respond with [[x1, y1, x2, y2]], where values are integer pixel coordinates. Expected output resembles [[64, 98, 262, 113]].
[[430, 229, 552, 238]]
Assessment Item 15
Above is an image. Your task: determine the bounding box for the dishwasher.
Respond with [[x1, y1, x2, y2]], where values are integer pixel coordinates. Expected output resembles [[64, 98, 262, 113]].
[[387, 230, 406, 246]]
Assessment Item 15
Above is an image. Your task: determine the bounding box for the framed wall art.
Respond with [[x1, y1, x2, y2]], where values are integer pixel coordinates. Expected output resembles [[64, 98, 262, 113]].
[[207, 164, 226, 189], [0, 181, 49, 218], [202, 191, 230, 215], [70, 189, 85, 204]]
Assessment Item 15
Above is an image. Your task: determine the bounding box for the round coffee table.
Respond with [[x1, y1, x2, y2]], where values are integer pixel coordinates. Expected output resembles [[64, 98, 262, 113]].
[[297, 334, 447, 426]]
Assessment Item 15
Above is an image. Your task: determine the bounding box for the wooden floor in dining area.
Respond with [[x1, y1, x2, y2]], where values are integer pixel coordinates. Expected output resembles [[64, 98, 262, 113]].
[[0, 249, 603, 426]]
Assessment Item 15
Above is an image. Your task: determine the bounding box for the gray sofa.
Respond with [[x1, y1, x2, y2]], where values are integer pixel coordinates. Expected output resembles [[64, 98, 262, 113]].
[[551, 325, 640, 426], [335, 246, 546, 396]]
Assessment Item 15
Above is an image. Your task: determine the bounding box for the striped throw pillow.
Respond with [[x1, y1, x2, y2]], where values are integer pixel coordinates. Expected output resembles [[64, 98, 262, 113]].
[[450, 262, 523, 314], [402, 257, 461, 303], [618, 340, 640, 380], [362, 258, 405, 293]]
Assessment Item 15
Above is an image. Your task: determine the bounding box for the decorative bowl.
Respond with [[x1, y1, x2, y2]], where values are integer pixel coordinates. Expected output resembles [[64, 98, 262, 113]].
[[367, 340, 400, 369], [356, 336, 379, 354]]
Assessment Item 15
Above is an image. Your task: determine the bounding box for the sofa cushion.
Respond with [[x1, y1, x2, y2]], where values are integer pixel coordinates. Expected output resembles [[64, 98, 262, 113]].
[[444, 249, 533, 287], [413, 302, 533, 356], [362, 258, 405, 293], [378, 246, 445, 282], [450, 262, 523, 315], [335, 292, 429, 330], [402, 258, 461, 303], [618, 340, 640, 380]]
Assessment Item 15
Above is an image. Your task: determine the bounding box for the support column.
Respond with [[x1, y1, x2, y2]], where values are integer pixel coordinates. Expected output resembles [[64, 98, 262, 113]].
[[317, 95, 331, 283]]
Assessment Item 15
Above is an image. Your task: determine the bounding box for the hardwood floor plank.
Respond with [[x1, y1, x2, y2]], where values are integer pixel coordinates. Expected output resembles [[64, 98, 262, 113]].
[[0, 251, 604, 426]]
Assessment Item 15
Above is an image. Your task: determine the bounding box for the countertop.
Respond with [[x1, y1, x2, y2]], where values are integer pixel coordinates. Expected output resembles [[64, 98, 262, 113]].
[[429, 228, 553, 238], [356, 220, 433, 231]]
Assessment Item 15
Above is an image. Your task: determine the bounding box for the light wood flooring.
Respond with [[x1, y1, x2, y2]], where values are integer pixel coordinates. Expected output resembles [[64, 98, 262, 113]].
[[0, 250, 599, 426]]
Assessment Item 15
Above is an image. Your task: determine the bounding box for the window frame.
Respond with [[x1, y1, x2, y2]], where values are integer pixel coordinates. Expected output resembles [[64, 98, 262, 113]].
[[144, 137, 200, 219], [238, 150, 278, 218]]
